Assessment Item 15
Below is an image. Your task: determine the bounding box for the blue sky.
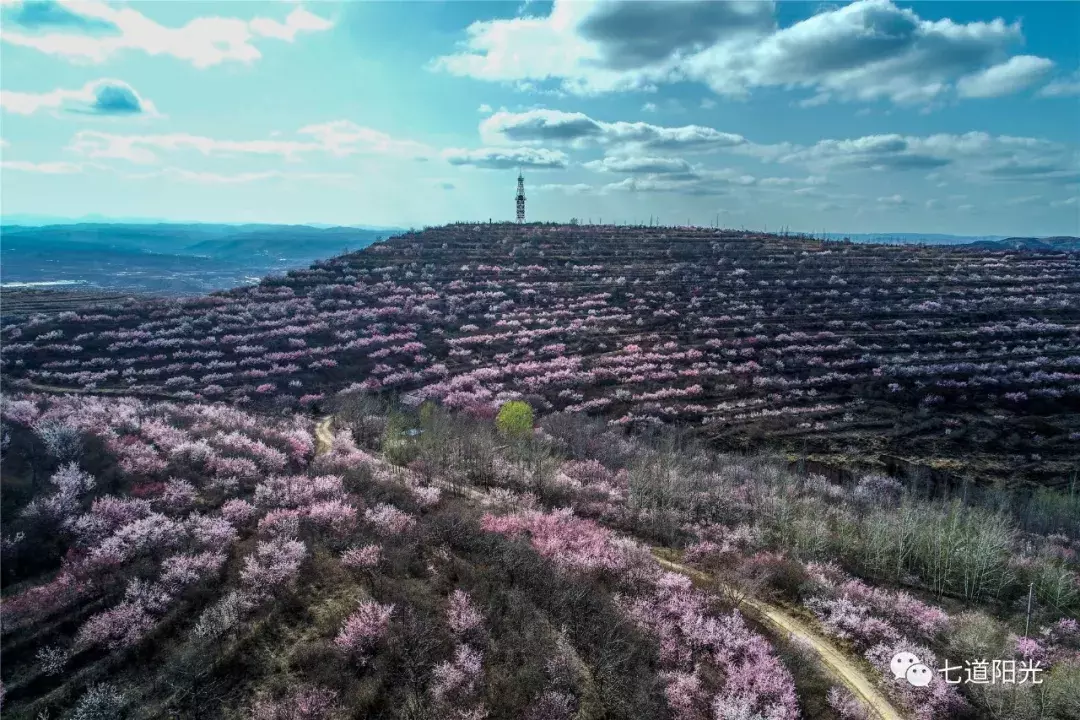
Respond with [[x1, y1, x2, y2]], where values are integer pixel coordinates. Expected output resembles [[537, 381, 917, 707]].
[[1, 0, 1078, 235]]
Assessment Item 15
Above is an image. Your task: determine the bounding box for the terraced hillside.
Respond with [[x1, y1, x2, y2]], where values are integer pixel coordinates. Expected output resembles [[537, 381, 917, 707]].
[[3, 223, 1078, 488]]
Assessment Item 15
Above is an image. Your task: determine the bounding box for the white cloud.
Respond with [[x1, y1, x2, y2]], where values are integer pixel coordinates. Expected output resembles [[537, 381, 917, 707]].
[[478, 103, 493, 113], [0, 1, 332, 68], [584, 155, 694, 174], [249, 7, 332, 42], [123, 167, 352, 184], [441, 146, 568, 169], [598, 168, 756, 195], [432, 0, 1048, 106], [68, 130, 320, 163], [536, 182, 593, 193], [0, 78, 157, 116], [1005, 195, 1042, 206], [296, 120, 432, 158], [1, 160, 84, 174], [1038, 69, 1080, 98], [480, 108, 746, 152], [956, 56, 1053, 99], [641, 102, 658, 112], [67, 122, 431, 164], [757, 131, 1080, 185]]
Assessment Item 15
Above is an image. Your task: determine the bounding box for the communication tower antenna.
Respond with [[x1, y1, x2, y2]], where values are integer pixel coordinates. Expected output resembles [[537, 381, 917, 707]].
[[515, 168, 526, 223]]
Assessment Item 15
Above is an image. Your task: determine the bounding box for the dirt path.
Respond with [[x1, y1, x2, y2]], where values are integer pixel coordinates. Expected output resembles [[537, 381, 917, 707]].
[[314, 415, 335, 456], [311, 416, 907, 720], [651, 554, 906, 720]]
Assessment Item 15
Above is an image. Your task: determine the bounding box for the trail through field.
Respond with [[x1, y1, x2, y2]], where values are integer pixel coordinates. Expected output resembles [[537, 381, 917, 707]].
[[314, 417, 908, 720]]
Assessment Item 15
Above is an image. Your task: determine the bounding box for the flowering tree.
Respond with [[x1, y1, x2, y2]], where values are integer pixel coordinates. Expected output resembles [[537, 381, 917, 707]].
[[447, 590, 484, 639], [251, 685, 342, 720], [334, 600, 394, 663]]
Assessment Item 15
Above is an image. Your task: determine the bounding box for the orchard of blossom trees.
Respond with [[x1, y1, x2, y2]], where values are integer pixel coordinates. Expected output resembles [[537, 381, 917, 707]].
[[2, 379, 1078, 718], [0, 391, 803, 720], [2, 223, 1077, 488], [2, 223, 1078, 719]]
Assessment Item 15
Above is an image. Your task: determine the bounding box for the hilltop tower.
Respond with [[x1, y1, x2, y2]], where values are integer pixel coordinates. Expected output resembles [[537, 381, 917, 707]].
[[515, 170, 526, 223]]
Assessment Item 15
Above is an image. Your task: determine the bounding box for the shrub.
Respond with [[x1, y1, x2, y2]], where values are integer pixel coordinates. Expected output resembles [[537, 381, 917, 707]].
[[70, 684, 128, 720], [251, 684, 342, 720], [496, 401, 534, 439]]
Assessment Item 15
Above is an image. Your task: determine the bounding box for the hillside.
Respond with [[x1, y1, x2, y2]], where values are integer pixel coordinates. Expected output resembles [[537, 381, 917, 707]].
[[2, 223, 1077, 489], [0, 390, 1077, 720]]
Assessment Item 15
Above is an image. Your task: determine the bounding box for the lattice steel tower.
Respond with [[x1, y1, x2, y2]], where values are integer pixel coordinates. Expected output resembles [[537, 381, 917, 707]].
[[515, 170, 526, 223]]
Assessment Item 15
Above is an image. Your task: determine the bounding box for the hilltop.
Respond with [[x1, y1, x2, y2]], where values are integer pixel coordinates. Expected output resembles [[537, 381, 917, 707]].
[[2, 222, 1077, 490]]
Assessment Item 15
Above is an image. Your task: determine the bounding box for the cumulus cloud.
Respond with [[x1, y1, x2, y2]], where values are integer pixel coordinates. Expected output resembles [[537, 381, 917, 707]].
[[956, 55, 1053, 98], [755, 131, 1079, 185], [441, 146, 568, 169], [599, 167, 756, 195], [0, 78, 157, 116], [480, 109, 746, 152], [982, 158, 1080, 185], [574, 0, 774, 70], [687, 0, 1033, 104], [0, 1, 332, 67], [432, 0, 1049, 106], [584, 155, 694, 174]]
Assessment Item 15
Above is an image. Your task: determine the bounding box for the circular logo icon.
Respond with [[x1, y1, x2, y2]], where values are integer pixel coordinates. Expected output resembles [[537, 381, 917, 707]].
[[890, 651, 921, 680], [906, 662, 933, 687]]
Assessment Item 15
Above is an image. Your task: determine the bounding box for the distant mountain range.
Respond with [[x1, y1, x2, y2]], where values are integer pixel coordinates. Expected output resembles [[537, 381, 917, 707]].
[[814, 232, 1078, 250], [964, 236, 1080, 251], [0, 214, 405, 232], [0, 223, 399, 295]]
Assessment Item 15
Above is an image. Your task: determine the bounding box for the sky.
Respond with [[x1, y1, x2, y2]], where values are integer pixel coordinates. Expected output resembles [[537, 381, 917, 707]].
[[1, 0, 1078, 236]]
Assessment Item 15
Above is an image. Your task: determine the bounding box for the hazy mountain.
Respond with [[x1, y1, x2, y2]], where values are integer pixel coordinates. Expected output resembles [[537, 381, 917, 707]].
[[0, 223, 393, 294], [965, 236, 1080, 251], [0, 215, 405, 232]]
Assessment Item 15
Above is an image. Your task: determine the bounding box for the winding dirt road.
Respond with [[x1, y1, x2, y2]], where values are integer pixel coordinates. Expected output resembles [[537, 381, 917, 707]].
[[652, 554, 906, 720], [312, 415, 907, 720]]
